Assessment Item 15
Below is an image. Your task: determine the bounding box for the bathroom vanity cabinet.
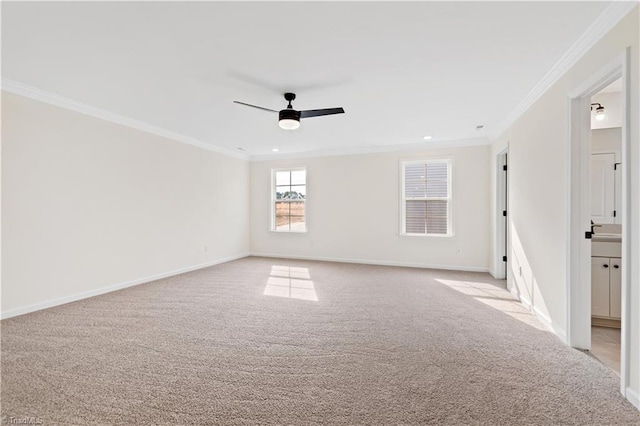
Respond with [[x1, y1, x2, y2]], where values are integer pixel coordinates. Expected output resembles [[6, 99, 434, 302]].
[[591, 238, 622, 327], [591, 256, 621, 320]]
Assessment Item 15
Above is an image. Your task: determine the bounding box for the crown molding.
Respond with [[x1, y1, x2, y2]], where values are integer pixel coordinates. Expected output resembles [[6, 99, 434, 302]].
[[488, 1, 638, 141], [3, 78, 488, 163], [1, 78, 249, 161], [250, 137, 490, 162]]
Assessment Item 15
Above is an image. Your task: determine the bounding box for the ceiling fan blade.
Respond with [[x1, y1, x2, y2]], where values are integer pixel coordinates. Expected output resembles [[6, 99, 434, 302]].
[[233, 101, 278, 113], [300, 107, 345, 119]]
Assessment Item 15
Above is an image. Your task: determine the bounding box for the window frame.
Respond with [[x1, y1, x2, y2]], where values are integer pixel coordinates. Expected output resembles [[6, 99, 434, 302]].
[[399, 158, 454, 237], [270, 166, 308, 233]]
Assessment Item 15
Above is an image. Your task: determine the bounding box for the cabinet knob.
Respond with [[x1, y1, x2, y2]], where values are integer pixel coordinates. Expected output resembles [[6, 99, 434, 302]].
[[603, 264, 609, 268], [613, 264, 619, 269]]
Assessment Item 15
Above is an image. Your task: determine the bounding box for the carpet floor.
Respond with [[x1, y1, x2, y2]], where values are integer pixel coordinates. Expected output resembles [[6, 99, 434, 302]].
[[2, 257, 639, 425]]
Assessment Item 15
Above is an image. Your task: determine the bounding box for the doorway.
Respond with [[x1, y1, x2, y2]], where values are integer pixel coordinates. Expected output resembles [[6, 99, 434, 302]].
[[589, 77, 623, 375], [495, 150, 509, 281], [568, 50, 630, 396]]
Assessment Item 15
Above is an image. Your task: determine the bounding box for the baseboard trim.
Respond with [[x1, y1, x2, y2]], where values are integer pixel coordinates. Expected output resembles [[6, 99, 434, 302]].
[[508, 285, 520, 300], [532, 305, 568, 343], [518, 295, 532, 310], [626, 387, 640, 410], [591, 316, 621, 329], [1, 253, 250, 320], [488, 269, 507, 280], [516, 294, 567, 343], [249, 252, 490, 273]]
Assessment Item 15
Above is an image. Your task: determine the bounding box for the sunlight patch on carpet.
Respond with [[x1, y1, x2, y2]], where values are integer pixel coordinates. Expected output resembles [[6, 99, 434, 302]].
[[435, 278, 546, 331], [264, 266, 317, 301]]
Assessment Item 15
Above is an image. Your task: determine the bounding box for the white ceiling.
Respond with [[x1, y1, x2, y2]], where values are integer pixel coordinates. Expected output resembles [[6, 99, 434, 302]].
[[2, 1, 612, 158]]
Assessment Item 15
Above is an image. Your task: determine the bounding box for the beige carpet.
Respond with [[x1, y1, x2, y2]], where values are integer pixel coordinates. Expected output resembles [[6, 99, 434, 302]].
[[2, 257, 639, 425]]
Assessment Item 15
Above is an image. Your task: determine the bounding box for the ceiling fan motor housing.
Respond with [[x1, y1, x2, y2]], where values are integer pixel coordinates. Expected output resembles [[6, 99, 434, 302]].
[[279, 108, 301, 122]]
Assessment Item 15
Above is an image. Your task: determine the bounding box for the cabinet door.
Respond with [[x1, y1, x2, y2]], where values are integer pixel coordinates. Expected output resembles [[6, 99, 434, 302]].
[[609, 258, 622, 319], [591, 153, 615, 224], [591, 257, 610, 317]]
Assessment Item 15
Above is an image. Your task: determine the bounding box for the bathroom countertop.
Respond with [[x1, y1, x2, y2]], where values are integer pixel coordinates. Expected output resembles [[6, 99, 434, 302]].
[[592, 233, 622, 243]]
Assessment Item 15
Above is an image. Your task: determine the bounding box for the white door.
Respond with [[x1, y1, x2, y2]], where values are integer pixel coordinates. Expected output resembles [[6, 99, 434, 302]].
[[590, 153, 615, 224]]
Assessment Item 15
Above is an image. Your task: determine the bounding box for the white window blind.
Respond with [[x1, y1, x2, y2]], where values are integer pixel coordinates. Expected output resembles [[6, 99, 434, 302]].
[[272, 168, 307, 232], [401, 160, 452, 236]]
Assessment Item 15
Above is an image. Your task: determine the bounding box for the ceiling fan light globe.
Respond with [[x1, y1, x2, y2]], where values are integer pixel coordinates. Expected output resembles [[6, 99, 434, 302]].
[[279, 119, 300, 130]]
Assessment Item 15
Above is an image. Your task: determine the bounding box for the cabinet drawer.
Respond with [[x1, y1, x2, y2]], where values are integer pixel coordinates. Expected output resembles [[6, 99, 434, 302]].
[[592, 241, 621, 257]]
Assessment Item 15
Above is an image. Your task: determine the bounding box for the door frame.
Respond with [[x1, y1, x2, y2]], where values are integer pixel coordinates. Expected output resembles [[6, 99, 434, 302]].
[[494, 148, 509, 280], [567, 48, 630, 395]]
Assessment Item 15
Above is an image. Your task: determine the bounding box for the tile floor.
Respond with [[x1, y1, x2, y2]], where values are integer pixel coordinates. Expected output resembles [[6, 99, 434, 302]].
[[591, 326, 621, 375]]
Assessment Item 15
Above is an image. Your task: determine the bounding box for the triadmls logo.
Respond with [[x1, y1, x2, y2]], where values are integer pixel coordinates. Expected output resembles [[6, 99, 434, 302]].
[[5, 417, 44, 425]]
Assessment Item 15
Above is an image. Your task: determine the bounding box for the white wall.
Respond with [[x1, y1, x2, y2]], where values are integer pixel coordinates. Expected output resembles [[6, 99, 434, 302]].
[[490, 6, 639, 407], [251, 145, 491, 271], [592, 127, 622, 153], [2, 93, 250, 317]]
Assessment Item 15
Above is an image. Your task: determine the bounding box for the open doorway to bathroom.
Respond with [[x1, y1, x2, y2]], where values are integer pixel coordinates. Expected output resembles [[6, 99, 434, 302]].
[[589, 77, 623, 375], [568, 50, 631, 398]]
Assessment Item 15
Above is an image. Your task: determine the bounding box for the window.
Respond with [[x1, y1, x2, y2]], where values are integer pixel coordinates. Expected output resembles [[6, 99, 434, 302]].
[[401, 159, 452, 236], [272, 168, 307, 232]]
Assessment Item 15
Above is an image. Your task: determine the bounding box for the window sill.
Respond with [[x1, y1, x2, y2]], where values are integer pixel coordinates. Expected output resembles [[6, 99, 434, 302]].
[[399, 233, 454, 238], [269, 229, 308, 234]]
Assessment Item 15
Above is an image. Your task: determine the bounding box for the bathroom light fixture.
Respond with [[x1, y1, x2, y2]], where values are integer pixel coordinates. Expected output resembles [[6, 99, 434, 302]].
[[271, 148, 279, 152], [423, 135, 433, 140], [591, 103, 606, 121]]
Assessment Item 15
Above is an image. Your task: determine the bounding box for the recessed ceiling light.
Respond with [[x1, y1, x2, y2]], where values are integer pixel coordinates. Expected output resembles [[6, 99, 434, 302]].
[[271, 148, 279, 152], [423, 135, 433, 140]]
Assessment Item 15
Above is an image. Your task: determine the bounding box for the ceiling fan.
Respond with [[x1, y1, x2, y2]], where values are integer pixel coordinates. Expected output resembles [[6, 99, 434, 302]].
[[234, 93, 344, 130]]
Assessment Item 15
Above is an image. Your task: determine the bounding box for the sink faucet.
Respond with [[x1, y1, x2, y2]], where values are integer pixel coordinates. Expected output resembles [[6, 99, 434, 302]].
[[591, 220, 603, 234]]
